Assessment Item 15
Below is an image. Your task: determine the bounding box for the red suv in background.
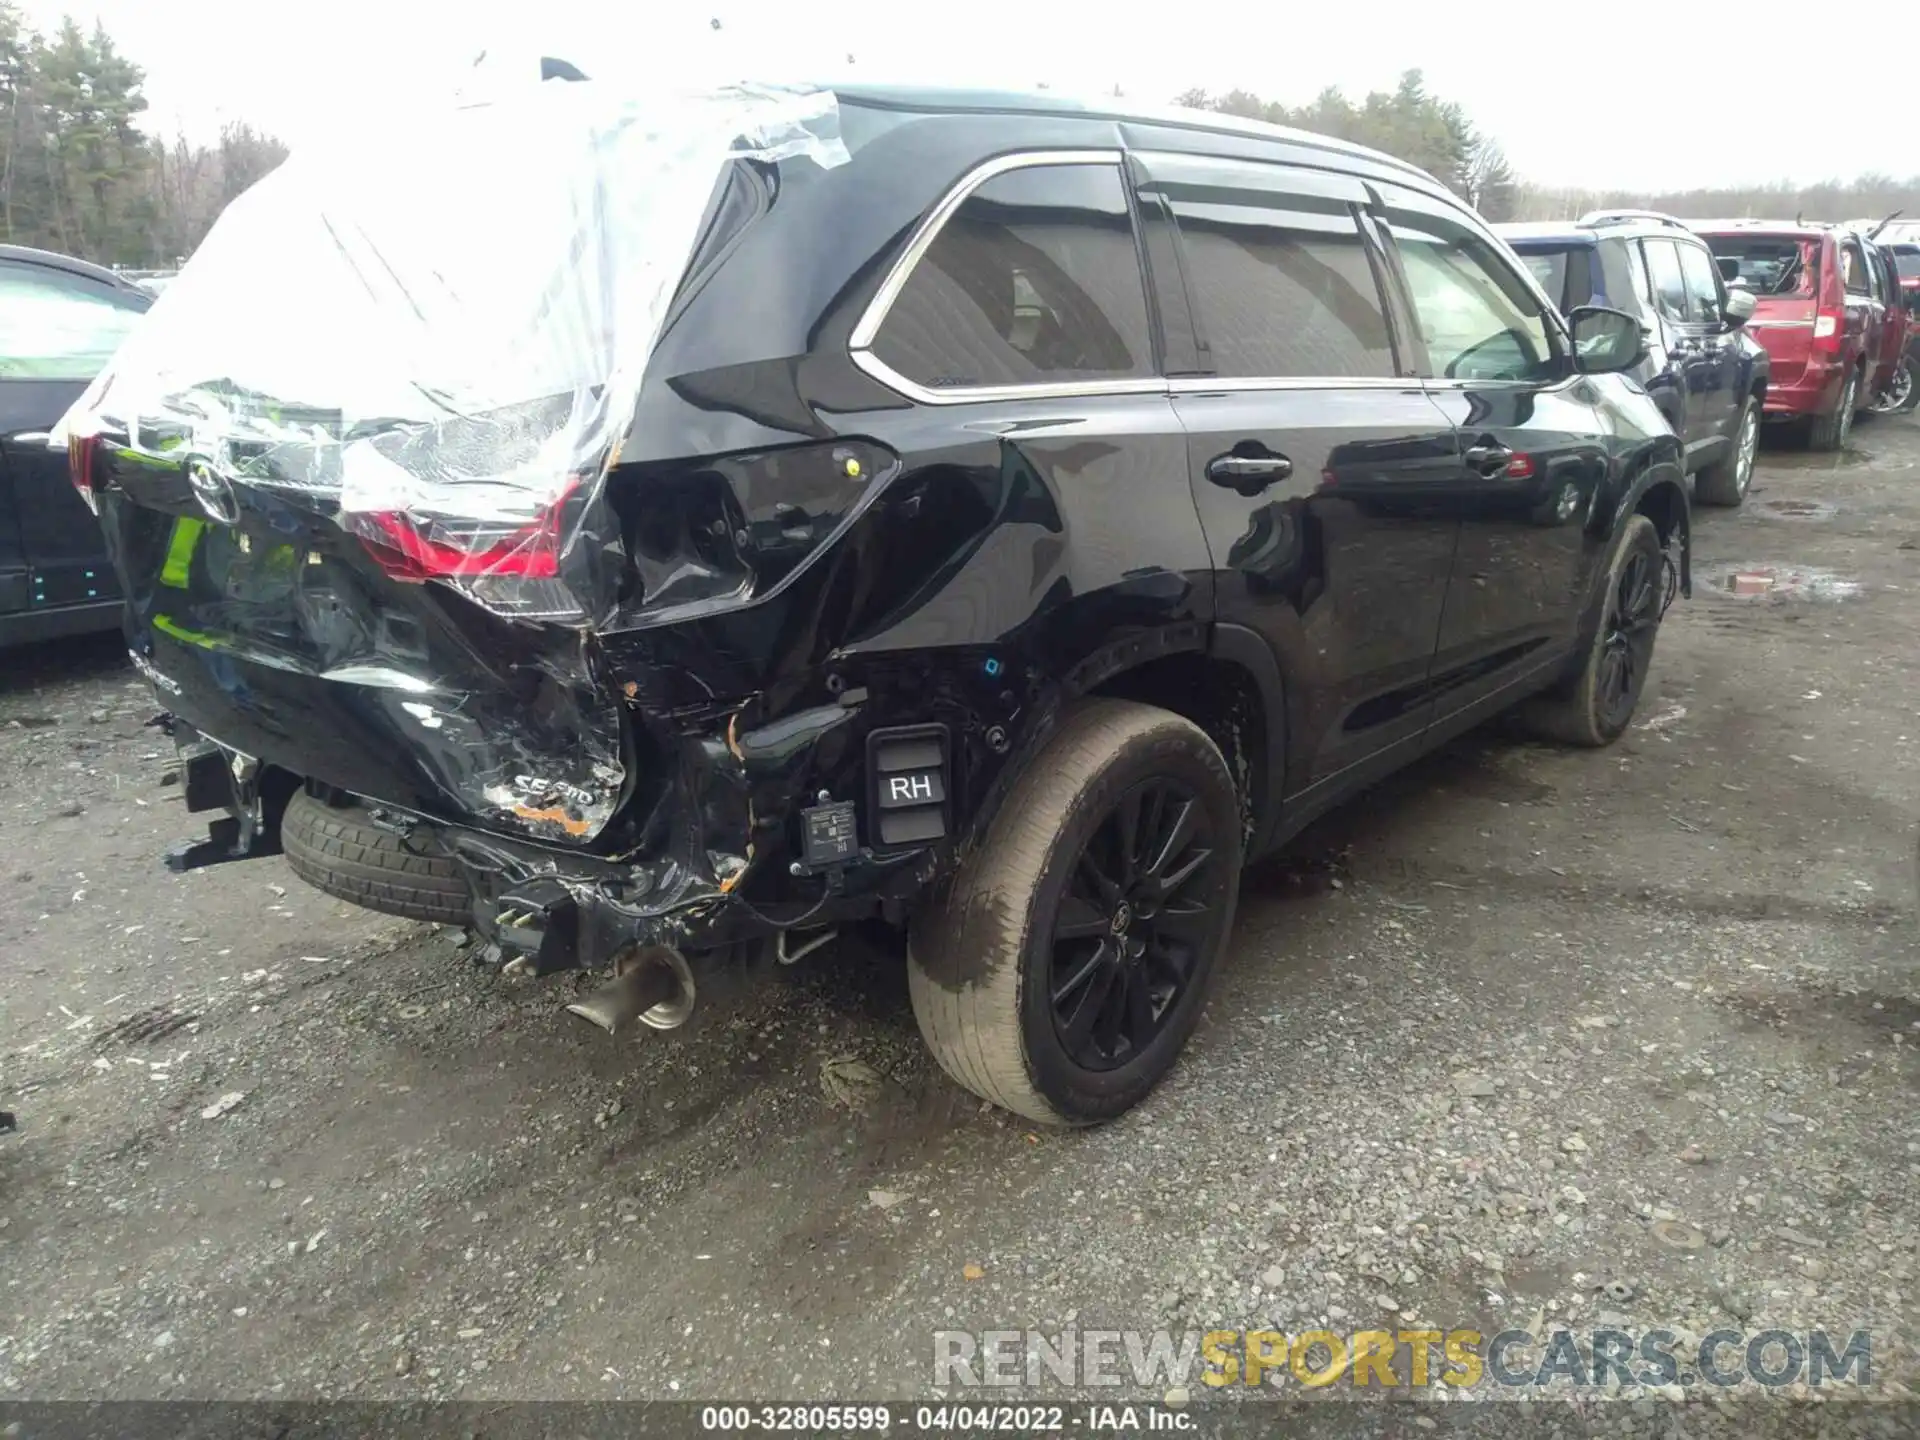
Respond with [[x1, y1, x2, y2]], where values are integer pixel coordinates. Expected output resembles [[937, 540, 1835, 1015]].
[[1695, 222, 1903, 450]]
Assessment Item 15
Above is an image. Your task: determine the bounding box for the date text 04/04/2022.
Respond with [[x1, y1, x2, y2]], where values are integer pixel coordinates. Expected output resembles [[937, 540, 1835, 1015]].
[[698, 1403, 1190, 1432]]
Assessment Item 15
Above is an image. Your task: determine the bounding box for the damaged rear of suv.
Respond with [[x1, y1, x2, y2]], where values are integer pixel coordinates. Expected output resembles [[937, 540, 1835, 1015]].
[[66, 82, 1688, 1125]]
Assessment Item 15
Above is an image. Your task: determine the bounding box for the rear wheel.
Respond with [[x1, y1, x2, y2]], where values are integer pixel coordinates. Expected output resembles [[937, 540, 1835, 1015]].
[[1869, 354, 1918, 415], [1519, 515, 1666, 748], [1808, 369, 1858, 451], [1695, 397, 1758, 507], [282, 789, 472, 924], [907, 700, 1242, 1126]]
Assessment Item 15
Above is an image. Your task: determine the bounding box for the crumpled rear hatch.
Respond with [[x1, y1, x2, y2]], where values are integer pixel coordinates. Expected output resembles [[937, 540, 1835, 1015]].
[[62, 83, 847, 846]]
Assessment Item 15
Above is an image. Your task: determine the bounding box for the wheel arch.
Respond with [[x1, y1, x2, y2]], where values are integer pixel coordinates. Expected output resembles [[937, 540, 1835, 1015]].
[[1625, 460, 1691, 600], [1081, 625, 1286, 859]]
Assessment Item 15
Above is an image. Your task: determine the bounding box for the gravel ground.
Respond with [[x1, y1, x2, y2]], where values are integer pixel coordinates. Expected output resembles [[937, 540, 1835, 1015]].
[[3, 416, 1918, 1425]]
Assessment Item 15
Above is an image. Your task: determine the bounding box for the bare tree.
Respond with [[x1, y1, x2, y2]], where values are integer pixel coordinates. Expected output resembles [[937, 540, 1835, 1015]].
[[1462, 136, 1518, 221]]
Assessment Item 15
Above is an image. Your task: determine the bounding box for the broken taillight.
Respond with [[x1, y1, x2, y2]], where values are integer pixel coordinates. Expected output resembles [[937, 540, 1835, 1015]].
[[67, 433, 102, 515], [353, 479, 580, 583]]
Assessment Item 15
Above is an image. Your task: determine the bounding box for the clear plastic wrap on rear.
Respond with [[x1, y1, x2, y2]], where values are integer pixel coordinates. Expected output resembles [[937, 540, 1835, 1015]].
[[59, 83, 848, 627]]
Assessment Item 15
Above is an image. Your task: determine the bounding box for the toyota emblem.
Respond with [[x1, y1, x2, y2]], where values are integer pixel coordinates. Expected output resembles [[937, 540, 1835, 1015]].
[[187, 457, 239, 525]]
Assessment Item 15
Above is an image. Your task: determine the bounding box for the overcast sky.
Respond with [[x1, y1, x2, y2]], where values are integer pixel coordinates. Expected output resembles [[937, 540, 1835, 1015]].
[[21, 0, 1897, 193]]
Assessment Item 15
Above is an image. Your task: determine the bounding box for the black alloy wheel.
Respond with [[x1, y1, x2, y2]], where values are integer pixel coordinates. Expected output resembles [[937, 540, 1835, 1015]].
[[1047, 777, 1222, 1072], [1595, 540, 1660, 733], [907, 699, 1244, 1125]]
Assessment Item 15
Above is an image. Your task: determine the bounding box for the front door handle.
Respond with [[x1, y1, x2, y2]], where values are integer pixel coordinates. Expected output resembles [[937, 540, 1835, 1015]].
[[1205, 452, 1292, 495], [1463, 442, 1513, 477]]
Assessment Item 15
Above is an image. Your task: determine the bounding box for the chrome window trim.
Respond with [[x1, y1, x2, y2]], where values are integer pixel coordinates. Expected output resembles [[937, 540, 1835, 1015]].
[[848, 146, 1581, 405], [1165, 375, 1425, 395], [849, 348, 1169, 406]]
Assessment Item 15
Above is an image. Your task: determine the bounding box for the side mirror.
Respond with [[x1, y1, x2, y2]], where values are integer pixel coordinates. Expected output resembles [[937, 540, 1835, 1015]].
[[1567, 305, 1646, 375], [1724, 287, 1757, 326]]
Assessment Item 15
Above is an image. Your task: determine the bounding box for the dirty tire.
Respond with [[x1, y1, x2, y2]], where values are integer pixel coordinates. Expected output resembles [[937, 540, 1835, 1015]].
[[281, 789, 471, 924], [907, 700, 1242, 1126], [1519, 515, 1665, 748], [1870, 353, 1919, 415], [1695, 398, 1757, 507], [1807, 369, 1858, 451]]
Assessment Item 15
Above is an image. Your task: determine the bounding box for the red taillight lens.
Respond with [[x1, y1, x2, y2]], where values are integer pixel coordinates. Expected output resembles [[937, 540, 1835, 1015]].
[[353, 480, 578, 583], [1504, 452, 1536, 479], [67, 433, 101, 514], [1813, 241, 1846, 353]]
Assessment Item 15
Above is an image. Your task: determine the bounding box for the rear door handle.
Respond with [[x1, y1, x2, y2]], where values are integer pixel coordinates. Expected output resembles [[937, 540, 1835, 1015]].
[[1205, 452, 1292, 495], [1463, 442, 1513, 476]]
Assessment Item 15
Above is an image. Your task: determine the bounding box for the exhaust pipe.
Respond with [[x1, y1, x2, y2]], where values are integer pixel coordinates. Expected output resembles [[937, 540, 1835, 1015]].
[[565, 945, 697, 1035]]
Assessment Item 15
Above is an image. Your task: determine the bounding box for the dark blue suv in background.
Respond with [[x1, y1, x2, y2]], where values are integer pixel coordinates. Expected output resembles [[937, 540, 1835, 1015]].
[[1499, 211, 1769, 507]]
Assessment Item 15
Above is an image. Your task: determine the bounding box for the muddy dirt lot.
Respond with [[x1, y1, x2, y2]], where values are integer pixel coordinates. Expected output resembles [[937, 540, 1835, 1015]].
[[3, 417, 1919, 1416]]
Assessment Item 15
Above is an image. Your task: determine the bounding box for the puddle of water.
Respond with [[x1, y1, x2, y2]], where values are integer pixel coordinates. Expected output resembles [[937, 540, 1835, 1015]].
[[1753, 498, 1837, 521], [1765, 446, 1916, 474], [1703, 563, 1863, 601]]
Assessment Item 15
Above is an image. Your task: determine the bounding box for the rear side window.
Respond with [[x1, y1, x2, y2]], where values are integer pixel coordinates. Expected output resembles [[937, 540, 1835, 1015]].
[[1167, 188, 1392, 379], [0, 262, 146, 380], [1676, 241, 1725, 325], [1378, 187, 1558, 383], [1642, 239, 1692, 323], [1706, 237, 1815, 298], [868, 162, 1152, 391]]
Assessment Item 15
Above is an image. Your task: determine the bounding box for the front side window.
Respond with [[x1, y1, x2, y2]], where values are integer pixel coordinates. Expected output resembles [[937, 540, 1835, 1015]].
[[1168, 189, 1393, 379], [1842, 241, 1872, 296], [1379, 189, 1557, 383], [1676, 241, 1725, 325], [1642, 238, 1693, 323], [868, 162, 1153, 391], [0, 263, 147, 381], [1866, 248, 1891, 302]]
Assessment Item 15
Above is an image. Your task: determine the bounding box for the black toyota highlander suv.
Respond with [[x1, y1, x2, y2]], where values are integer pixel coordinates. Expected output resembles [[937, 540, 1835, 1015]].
[[72, 84, 1691, 1126]]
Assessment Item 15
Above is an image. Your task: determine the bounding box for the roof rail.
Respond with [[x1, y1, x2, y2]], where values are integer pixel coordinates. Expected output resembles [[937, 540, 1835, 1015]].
[[1578, 209, 1692, 232]]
